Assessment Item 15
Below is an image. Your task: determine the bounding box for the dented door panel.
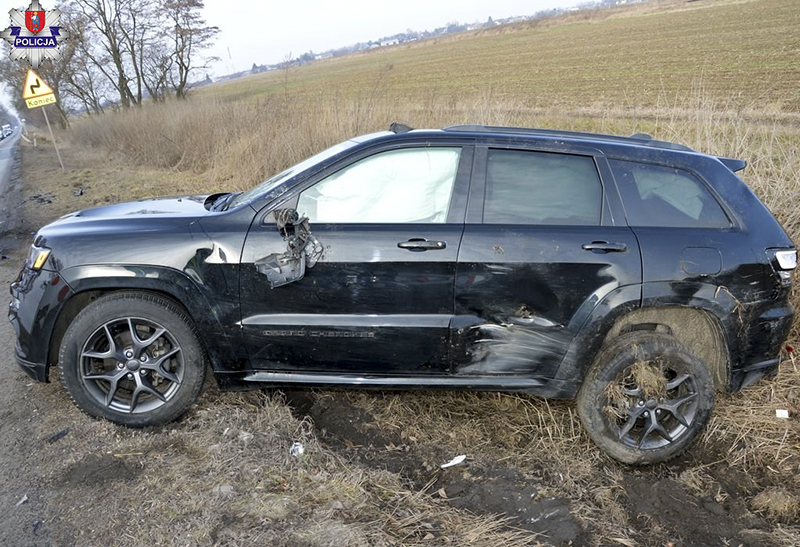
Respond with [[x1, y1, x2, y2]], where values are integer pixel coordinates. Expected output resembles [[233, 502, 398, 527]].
[[452, 143, 642, 377], [238, 143, 474, 374], [453, 225, 642, 376]]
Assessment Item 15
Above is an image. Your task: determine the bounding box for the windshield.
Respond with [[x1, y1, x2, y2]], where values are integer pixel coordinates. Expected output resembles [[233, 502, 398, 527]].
[[227, 139, 360, 209]]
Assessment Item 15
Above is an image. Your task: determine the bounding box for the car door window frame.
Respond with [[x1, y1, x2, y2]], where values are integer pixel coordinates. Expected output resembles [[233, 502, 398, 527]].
[[257, 140, 476, 226], [466, 142, 619, 227]]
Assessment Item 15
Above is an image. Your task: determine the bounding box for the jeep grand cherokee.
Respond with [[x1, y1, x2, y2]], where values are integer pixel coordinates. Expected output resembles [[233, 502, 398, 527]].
[[9, 124, 795, 464]]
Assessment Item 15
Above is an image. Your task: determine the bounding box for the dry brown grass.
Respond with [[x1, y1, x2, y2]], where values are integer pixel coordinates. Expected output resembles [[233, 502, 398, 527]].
[[752, 487, 800, 523], [31, 376, 537, 546]]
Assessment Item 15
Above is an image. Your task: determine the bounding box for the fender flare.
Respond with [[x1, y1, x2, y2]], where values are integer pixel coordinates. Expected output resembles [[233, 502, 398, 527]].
[[554, 281, 739, 393], [57, 264, 246, 373]]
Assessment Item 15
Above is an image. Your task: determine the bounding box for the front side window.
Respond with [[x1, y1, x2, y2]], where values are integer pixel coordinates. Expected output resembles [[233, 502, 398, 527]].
[[297, 147, 461, 223], [483, 149, 603, 225], [609, 160, 730, 228]]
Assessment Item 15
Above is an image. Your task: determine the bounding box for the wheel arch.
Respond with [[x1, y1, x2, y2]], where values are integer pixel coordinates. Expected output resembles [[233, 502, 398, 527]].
[[51, 265, 245, 376], [602, 307, 730, 391], [555, 283, 733, 395]]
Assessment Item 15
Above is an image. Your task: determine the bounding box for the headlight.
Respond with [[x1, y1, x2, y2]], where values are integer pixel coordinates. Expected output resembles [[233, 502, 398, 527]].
[[28, 246, 51, 271]]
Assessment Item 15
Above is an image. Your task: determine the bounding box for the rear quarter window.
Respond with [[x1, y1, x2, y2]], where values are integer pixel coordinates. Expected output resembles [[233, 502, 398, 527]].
[[609, 159, 730, 228]]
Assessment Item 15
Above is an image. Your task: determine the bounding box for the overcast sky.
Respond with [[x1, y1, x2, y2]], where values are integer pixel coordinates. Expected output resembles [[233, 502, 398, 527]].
[[204, 0, 583, 75]]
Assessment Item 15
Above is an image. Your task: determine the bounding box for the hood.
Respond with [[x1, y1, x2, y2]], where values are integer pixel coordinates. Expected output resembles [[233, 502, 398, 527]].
[[34, 195, 212, 249], [32, 195, 217, 272], [56, 195, 212, 224]]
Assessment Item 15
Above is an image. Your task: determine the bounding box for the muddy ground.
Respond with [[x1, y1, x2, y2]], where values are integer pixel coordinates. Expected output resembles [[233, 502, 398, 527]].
[[282, 390, 792, 546]]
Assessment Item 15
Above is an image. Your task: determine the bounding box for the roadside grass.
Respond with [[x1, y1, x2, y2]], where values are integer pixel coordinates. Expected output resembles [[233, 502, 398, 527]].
[[24, 373, 536, 546]]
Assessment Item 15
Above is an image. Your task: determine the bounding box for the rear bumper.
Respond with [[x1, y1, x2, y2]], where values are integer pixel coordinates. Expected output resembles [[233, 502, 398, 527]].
[[730, 301, 793, 391]]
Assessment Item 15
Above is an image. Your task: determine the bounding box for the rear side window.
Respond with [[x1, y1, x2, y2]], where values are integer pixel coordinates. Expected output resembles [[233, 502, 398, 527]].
[[484, 149, 602, 225], [609, 160, 730, 228]]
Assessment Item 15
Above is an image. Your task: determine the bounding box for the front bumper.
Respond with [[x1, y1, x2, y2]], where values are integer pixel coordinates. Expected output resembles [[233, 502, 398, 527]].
[[14, 350, 48, 382], [8, 265, 73, 383]]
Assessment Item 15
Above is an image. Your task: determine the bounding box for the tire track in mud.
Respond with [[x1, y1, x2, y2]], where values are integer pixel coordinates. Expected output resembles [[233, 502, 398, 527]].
[[282, 390, 783, 546], [282, 390, 584, 545]]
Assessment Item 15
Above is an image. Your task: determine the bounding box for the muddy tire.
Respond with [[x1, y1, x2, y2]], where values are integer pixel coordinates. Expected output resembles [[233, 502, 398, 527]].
[[59, 292, 206, 427], [577, 332, 715, 465]]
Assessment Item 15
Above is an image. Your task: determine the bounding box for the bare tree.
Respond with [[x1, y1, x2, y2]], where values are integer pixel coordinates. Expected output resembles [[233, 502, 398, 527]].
[[73, 0, 137, 107], [0, 3, 81, 128], [280, 52, 293, 98], [163, 0, 219, 99], [0, 57, 29, 114], [1, 0, 218, 124], [141, 40, 173, 102], [61, 11, 111, 115]]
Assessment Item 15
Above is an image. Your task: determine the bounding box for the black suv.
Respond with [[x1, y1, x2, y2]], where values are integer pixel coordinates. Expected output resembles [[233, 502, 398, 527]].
[[9, 124, 795, 464]]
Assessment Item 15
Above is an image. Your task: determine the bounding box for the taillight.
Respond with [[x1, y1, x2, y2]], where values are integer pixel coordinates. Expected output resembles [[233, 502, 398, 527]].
[[767, 248, 796, 287], [775, 250, 797, 270]]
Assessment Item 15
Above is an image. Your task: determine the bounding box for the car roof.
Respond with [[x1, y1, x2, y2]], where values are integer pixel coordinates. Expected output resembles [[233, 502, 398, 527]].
[[365, 123, 746, 172]]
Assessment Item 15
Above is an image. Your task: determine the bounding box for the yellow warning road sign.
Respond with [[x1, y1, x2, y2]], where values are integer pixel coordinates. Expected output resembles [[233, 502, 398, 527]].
[[22, 69, 56, 109]]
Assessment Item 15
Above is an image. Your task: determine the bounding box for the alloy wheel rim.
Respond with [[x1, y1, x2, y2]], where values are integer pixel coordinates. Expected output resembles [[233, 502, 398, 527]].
[[79, 317, 184, 414], [603, 359, 699, 450]]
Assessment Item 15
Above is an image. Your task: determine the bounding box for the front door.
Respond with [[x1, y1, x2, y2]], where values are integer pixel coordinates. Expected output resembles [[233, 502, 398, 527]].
[[453, 145, 642, 377], [240, 144, 473, 374]]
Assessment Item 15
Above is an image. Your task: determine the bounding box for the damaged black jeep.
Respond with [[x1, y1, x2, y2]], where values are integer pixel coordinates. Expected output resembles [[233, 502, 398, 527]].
[[9, 124, 795, 464]]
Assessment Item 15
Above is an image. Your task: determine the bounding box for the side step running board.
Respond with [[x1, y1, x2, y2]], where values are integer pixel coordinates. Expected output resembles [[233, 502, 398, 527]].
[[243, 371, 546, 390]]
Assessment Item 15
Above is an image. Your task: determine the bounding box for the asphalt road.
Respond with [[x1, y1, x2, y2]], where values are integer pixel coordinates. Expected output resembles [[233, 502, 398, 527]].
[[0, 128, 64, 546], [0, 126, 24, 253]]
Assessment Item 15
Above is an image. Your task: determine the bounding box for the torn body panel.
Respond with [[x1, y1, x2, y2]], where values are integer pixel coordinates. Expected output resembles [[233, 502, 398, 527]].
[[452, 224, 642, 377], [240, 219, 464, 374], [459, 321, 572, 375], [255, 209, 324, 288]]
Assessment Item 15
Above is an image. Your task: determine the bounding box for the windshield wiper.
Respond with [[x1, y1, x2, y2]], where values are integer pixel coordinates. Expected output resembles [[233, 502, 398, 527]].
[[211, 192, 240, 212], [219, 192, 242, 211]]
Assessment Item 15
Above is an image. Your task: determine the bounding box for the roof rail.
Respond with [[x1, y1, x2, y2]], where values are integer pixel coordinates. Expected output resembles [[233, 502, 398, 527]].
[[442, 125, 694, 152], [389, 122, 414, 134]]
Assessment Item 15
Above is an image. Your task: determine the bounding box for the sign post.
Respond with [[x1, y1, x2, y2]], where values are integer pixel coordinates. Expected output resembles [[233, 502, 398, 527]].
[[22, 68, 63, 172]]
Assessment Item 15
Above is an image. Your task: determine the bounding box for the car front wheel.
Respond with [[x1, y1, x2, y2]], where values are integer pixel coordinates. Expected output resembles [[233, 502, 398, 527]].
[[577, 331, 715, 464], [59, 292, 206, 427]]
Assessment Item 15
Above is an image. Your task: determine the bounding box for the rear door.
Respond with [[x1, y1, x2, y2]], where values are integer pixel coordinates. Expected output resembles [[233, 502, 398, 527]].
[[453, 143, 642, 377], [239, 142, 474, 374]]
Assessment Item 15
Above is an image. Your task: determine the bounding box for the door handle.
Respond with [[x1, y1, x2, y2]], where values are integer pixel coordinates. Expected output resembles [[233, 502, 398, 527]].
[[582, 241, 627, 253], [398, 238, 447, 251]]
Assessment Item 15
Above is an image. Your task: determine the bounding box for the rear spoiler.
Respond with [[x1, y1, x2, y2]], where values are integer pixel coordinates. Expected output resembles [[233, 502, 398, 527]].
[[717, 157, 747, 173]]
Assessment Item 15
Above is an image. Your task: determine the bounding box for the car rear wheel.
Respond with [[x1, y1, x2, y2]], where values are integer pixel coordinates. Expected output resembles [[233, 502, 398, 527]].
[[577, 331, 715, 464], [59, 292, 206, 427]]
